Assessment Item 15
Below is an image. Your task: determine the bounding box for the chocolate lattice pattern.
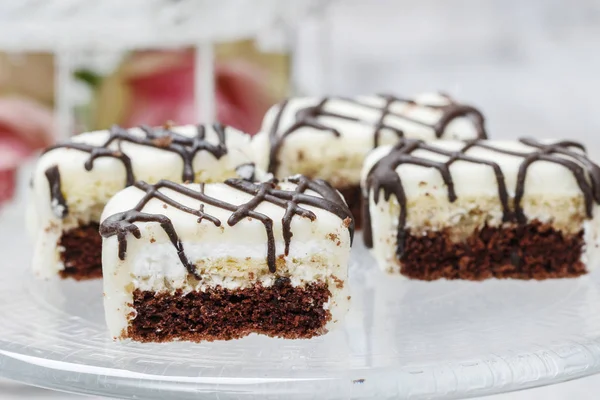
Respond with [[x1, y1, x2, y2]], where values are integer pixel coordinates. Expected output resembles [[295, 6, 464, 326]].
[[267, 94, 487, 174], [100, 177, 354, 279], [44, 123, 230, 218]]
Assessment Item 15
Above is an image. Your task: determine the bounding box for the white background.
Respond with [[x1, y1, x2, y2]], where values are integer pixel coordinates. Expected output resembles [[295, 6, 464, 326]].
[[295, 0, 600, 156]]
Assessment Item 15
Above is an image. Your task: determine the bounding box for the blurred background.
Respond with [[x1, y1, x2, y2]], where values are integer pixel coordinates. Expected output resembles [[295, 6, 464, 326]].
[[1, 0, 600, 398], [2, 0, 600, 205]]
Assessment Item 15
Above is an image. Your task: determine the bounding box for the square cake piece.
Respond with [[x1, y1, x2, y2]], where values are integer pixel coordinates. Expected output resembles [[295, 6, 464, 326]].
[[253, 92, 487, 225], [100, 176, 354, 342], [362, 138, 600, 280], [29, 123, 256, 280]]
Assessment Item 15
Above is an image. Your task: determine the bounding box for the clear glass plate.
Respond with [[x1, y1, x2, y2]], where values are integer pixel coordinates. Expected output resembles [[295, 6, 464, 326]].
[[2, 207, 600, 400]]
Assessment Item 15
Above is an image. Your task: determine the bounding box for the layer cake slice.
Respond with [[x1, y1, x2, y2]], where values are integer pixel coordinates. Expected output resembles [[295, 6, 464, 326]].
[[100, 176, 354, 342], [362, 138, 600, 280]]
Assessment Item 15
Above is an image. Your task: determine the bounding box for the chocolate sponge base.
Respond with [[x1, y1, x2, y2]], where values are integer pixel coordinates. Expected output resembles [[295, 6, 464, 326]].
[[127, 278, 332, 342], [399, 221, 586, 280], [59, 223, 103, 280]]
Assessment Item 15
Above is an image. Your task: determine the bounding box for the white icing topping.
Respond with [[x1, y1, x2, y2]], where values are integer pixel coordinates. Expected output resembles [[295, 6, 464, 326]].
[[234, 163, 256, 181], [361, 140, 591, 202]]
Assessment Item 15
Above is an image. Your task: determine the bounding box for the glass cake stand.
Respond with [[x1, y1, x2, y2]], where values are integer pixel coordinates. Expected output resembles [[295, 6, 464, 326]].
[[2, 206, 600, 399]]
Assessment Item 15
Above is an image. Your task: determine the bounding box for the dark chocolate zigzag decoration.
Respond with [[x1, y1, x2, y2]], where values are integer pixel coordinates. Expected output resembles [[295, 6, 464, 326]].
[[100, 177, 354, 278], [43, 123, 229, 218], [267, 94, 487, 174]]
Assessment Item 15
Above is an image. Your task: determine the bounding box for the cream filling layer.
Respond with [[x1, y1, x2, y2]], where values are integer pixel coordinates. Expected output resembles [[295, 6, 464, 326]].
[[130, 242, 347, 292]]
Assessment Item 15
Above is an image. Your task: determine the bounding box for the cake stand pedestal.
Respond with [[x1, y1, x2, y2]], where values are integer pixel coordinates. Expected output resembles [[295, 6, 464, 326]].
[[1, 202, 600, 399]]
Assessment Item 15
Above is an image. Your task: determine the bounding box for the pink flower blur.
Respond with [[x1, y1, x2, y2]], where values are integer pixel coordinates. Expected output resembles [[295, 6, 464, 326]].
[[0, 97, 54, 205], [0, 97, 54, 166], [122, 50, 276, 134]]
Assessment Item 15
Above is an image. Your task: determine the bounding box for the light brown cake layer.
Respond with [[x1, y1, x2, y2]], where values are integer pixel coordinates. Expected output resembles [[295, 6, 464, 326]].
[[398, 221, 586, 280], [127, 278, 332, 342]]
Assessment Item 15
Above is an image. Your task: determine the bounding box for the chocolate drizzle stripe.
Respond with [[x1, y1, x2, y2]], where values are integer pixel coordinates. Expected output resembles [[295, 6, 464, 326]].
[[42, 123, 230, 218], [363, 138, 600, 257], [372, 96, 405, 147], [100, 177, 354, 278], [267, 94, 487, 174], [268, 99, 341, 174], [45, 165, 68, 218]]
